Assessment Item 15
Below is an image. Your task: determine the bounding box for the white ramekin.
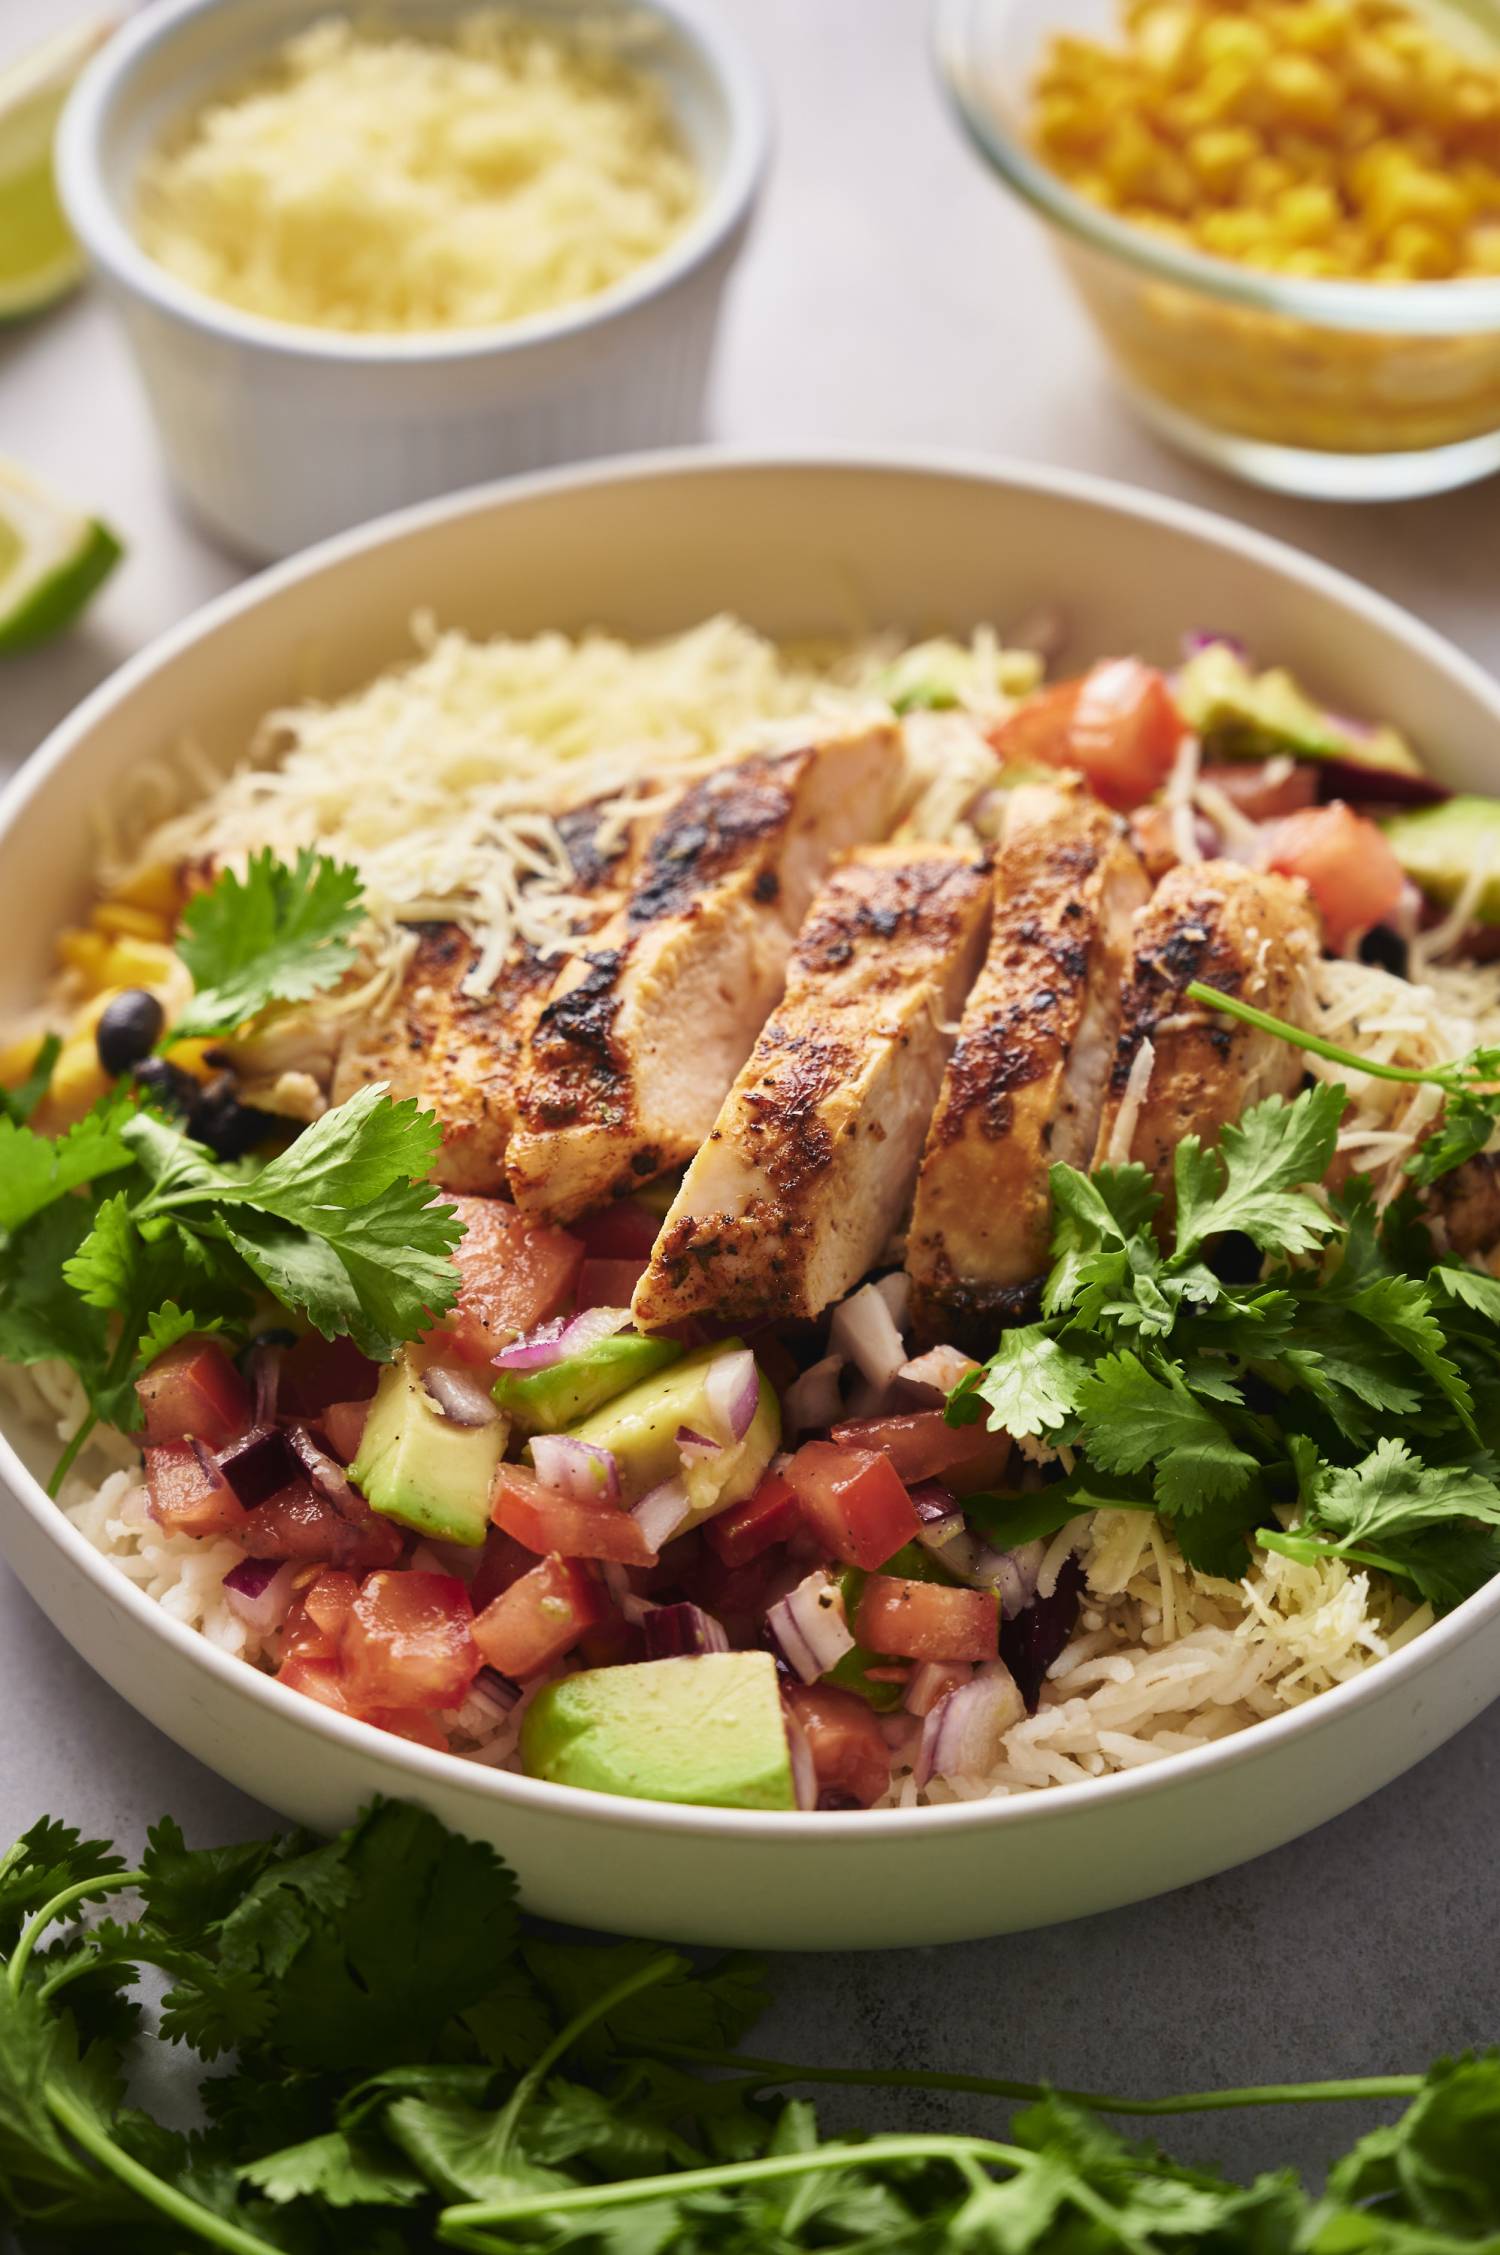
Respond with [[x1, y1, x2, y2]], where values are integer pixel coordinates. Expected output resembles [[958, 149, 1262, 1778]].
[[56, 0, 769, 560]]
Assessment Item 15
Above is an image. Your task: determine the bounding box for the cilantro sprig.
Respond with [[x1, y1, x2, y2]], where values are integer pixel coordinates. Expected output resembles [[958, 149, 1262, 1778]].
[[952, 1082, 1500, 1601], [1, 1795, 1498, 2254], [172, 848, 366, 1041], [1187, 977, 1500, 1188]]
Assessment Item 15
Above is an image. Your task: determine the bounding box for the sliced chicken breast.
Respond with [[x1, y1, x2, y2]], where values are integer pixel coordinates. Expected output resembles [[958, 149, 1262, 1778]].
[[504, 725, 906, 1223], [1092, 858, 1320, 1199], [905, 788, 1150, 1343], [329, 803, 641, 1192], [632, 844, 991, 1329]]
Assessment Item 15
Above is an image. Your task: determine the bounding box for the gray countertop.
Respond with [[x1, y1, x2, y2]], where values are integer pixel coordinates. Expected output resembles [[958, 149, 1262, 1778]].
[[3, 0, 1499, 2186]]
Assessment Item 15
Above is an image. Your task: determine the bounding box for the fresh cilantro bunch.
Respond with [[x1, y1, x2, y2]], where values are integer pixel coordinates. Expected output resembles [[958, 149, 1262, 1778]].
[[951, 1080, 1500, 1606], [0, 1796, 1497, 2254], [172, 847, 367, 1041]]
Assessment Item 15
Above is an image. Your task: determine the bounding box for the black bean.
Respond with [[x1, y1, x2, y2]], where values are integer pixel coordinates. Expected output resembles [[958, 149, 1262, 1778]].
[[188, 1073, 278, 1160], [96, 988, 165, 1076], [1359, 924, 1409, 979], [131, 1057, 200, 1115]]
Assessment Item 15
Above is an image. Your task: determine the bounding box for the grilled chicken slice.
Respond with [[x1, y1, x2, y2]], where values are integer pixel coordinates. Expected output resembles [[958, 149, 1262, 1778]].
[[504, 725, 906, 1223], [329, 803, 641, 1192], [632, 844, 991, 1329], [1092, 858, 1319, 1199], [905, 788, 1150, 1344]]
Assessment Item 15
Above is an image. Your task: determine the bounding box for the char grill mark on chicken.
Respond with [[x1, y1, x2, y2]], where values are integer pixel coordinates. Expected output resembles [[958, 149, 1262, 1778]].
[[904, 786, 1150, 1347], [632, 842, 992, 1329], [1092, 857, 1320, 1201], [504, 725, 906, 1225]]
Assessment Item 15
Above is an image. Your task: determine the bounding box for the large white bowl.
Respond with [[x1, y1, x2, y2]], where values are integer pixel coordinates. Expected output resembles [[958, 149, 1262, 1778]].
[[56, 0, 767, 561], [4, 452, 1500, 1950]]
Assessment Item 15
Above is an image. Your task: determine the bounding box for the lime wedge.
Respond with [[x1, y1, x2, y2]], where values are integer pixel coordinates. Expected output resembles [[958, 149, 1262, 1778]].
[[0, 15, 113, 322], [0, 459, 122, 654]]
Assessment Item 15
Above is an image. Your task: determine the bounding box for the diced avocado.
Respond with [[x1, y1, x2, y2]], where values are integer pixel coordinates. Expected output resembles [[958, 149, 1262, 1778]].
[[832, 1546, 958, 1711], [520, 1651, 796, 1810], [493, 1333, 681, 1434], [349, 1355, 507, 1546], [1175, 641, 1422, 776], [561, 1340, 779, 1527], [1382, 796, 1500, 926]]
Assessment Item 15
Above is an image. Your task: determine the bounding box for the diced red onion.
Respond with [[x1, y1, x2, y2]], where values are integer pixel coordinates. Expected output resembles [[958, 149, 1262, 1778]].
[[898, 1345, 979, 1402], [531, 1433, 620, 1506], [909, 1480, 958, 1526], [455, 1667, 519, 1736], [783, 1703, 817, 1812], [621, 1591, 656, 1627], [904, 1659, 972, 1718], [705, 1348, 759, 1444], [642, 1602, 729, 1659], [676, 1424, 723, 1466], [245, 1343, 283, 1427], [284, 1424, 366, 1520], [873, 1272, 910, 1331], [1181, 628, 1247, 661], [767, 1568, 854, 1685], [915, 1661, 1025, 1788], [632, 1476, 691, 1551], [783, 1354, 843, 1438], [491, 1305, 632, 1373], [217, 1426, 299, 1509], [221, 1556, 298, 1637], [829, 1281, 906, 1392], [597, 1558, 632, 1611], [190, 1436, 227, 1488], [972, 1538, 1047, 1619], [423, 1363, 500, 1427]]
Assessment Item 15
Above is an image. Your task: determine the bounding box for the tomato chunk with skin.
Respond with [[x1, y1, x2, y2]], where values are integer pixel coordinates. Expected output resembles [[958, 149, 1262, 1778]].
[[341, 1570, 480, 1712], [235, 1481, 404, 1573], [704, 1469, 801, 1568], [990, 661, 1182, 813], [1261, 800, 1405, 949], [854, 1576, 999, 1664], [469, 1526, 541, 1613], [786, 1443, 921, 1570], [143, 1440, 247, 1540], [136, 1339, 251, 1450], [277, 1655, 352, 1713], [279, 1568, 359, 1666], [434, 1196, 583, 1365], [491, 1462, 656, 1566], [471, 1555, 605, 1679], [277, 1333, 379, 1417], [579, 1201, 660, 1260], [575, 1255, 651, 1312], [829, 1411, 1011, 1498], [785, 1683, 892, 1810]]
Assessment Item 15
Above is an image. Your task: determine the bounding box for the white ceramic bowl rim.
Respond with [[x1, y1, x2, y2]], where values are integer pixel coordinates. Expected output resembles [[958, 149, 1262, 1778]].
[[933, 0, 1500, 339], [56, 0, 770, 365], [6, 443, 1500, 1846]]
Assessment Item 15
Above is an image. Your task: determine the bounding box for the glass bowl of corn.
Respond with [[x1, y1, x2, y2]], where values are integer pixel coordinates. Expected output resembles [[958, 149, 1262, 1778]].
[[936, 0, 1500, 499]]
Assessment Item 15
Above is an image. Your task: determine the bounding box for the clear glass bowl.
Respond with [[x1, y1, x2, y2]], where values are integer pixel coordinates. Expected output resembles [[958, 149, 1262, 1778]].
[[935, 0, 1500, 499]]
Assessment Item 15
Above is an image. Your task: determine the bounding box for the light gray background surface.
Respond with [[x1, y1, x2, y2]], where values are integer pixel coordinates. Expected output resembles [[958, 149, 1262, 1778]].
[[3, 0, 1499, 2185]]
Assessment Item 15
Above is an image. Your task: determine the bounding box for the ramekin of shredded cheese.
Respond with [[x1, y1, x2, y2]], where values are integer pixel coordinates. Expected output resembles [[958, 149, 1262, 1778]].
[[56, 0, 768, 558], [937, 0, 1500, 500]]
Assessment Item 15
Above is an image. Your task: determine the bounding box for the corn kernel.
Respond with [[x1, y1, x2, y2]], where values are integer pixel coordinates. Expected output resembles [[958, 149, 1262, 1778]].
[[103, 937, 178, 988], [49, 1037, 110, 1121], [163, 1037, 219, 1082], [0, 1029, 49, 1089], [110, 862, 182, 917], [56, 929, 111, 989], [1274, 180, 1341, 244], [1384, 219, 1459, 276], [1185, 125, 1260, 193], [90, 900, 169, 943], [1264, 52, 1341, 126], [1196, 15, 1271, 72]]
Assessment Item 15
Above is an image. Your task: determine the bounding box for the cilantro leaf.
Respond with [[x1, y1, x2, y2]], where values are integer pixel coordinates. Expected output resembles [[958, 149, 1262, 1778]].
[[0, 1099, 134, 1236], [173, 848, 366, 1040], [239, 2130, 427, 2208], [970, 1326, 1086, 1439], [1073, 1350, 1260, 1514], [1172, 1083, 1345, 1263]]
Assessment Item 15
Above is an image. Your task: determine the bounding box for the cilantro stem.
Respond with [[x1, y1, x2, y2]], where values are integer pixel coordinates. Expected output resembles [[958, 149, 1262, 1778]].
[[43, 2081, 282, 2255], [47, 1412, 98, 1501], [486, 1948, 679, 2179], [6, 1869, 143, 1994], [435, 2134, 1032, 2248], [1185, 981, 1458, 1089], [654, 2045, 1422, 2117]]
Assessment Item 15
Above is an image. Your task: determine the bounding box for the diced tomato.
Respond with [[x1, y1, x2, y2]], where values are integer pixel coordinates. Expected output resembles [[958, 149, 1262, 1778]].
[[704, 1469, 800, 1568], [235, 1481, 405, 1574], [579, 1201, 660, 1260], [469, 1526, 541, 1613], [277, 1655, 353, 1713], [575, 1257, 649, 1312], [680, 1543, 797, 1645], [1201, 759, 1318, 824], [785, 1443, 921, 1570], [433, 1196, 584, 1364], [854, 1576, 999, 1664], [577, 1610, 649, 1668], [136, 1339, 251, 1449], [491, 1462, 655, 1566], [784, 1683, 892, 1810], [989, 660, 1183, 813], [471, 1555, 605, 1678], [143, 1440, 247, 1540], [829, 1412, 1011, 1498], [279, 1567, 359, 1666], [321, 1398, 370, 1463], [373, 1708, 449, 1751], [1260, 799, 1406, 948], [277, 1333, 380, 1417], [340, 1570, 480, 1712]]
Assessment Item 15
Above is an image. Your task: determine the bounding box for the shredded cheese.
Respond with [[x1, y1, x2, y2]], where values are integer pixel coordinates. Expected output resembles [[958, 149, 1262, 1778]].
[[135, 11, 701, 335]]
